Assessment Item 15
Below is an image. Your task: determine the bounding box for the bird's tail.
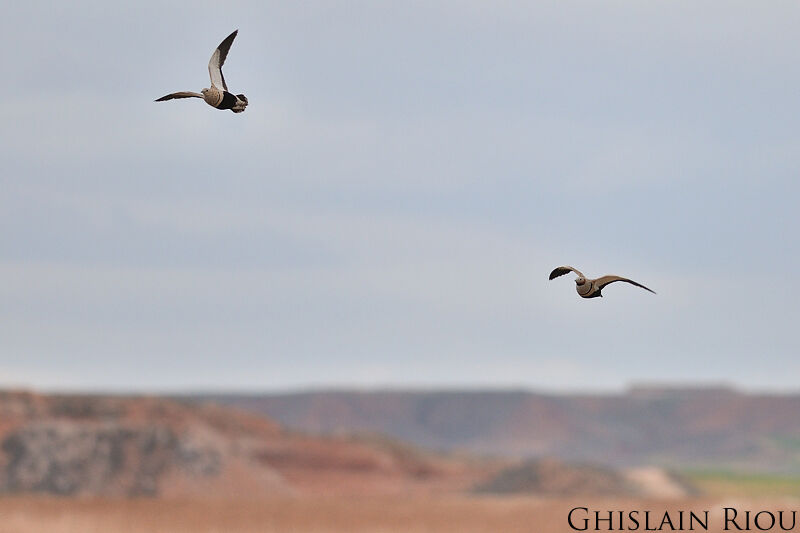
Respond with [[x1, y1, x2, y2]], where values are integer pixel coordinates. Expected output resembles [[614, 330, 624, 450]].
[[232, 94, 248, 113]]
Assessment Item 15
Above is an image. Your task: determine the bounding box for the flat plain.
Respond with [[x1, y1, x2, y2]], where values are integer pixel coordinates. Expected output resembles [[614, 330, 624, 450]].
[[0, 496, 788, 533]]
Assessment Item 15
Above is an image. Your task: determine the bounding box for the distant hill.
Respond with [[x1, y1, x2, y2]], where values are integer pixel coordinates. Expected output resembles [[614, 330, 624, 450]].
[[475, 458, 635, 496], [475, 459, 695, 498], [0, 391, 497, 497], [198, 387, 800, 473]]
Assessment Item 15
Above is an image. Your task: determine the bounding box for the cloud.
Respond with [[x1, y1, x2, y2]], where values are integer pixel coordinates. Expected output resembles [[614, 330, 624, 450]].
[[2, 1, 800, 390]]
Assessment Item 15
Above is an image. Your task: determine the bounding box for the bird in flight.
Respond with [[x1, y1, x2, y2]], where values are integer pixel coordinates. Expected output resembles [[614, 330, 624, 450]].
[[549, 266, 655, 298], [155, 30, 248, 113]]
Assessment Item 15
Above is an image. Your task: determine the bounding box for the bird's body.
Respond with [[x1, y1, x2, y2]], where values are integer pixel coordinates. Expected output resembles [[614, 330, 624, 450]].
[[156, 30, 248, 113], [549, 266, 655, 298], [200, 86, 248, 112]]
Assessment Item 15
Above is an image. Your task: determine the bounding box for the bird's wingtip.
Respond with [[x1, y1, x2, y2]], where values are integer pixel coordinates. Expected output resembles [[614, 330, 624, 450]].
[[548, 267, 568, 280]]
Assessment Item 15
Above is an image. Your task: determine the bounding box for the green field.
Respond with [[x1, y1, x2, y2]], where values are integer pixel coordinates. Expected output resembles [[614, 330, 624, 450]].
[[684, 469, 800, 498]]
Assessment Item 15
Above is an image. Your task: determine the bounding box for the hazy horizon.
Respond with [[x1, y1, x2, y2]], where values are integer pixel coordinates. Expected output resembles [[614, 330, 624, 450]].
[[2, 380, 796, 397]]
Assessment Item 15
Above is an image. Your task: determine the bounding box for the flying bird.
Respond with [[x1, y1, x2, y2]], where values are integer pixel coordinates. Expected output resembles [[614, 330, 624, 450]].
[[549, 266, 655, 298], [155, 30, 248, 113]]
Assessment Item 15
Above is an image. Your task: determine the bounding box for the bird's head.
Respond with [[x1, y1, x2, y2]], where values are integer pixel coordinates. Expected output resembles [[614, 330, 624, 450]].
[[575, 276, 586, 286], [201, 88, 209, 95]]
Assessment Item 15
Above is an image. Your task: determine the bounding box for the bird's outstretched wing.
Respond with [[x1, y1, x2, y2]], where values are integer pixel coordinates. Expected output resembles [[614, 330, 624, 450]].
[[549, 266, 584, 280], [155, 91, 203, 102], [208, 29, 238, 91], [594, 275, 656, 294]]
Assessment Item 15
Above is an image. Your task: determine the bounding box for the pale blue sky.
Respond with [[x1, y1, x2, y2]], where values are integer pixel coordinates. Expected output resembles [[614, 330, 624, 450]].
[[2, 1, 799, 391]]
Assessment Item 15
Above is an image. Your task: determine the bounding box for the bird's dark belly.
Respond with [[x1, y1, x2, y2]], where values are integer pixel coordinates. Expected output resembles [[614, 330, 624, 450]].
[[216, 91, 238, 110]]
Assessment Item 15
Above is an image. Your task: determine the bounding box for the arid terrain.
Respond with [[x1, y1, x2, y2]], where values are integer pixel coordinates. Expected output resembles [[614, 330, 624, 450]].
[[3, 496, 798, 533], [1, 390, 799, 532], [202, 387, 800, 472], [0, 391, 498, 498]]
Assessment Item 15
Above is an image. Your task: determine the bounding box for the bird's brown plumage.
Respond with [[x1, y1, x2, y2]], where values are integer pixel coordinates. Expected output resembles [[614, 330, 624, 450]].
[[548, 266, 584, 280], [548, 265, 656, 298], [593, 275, 656, 294], [154, 91, 203, 102]]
